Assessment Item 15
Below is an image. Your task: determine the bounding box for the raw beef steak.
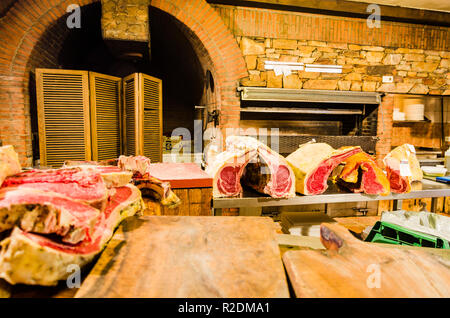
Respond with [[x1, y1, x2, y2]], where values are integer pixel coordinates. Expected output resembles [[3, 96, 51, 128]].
[[286, 142, 362, 195], [206, 147, 257, 198], [383, 144, 422, 194], [226, 136, 295, 198], [2, 168, 108, 209], [0, 187, 99, 244], [337, 152, 390, 195], [0, 184, 143, 286]]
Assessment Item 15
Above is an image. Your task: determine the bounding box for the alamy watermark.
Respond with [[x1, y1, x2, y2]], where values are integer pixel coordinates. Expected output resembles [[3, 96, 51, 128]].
[[66, 264, 81, 288], [366, 263, 381, 289], [367, 4, 381, 29], [66, 4, 81, 29]]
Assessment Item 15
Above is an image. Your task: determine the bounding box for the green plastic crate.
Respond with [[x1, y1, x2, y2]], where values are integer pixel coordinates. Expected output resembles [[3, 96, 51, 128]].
[[365, 221, 450, 249]]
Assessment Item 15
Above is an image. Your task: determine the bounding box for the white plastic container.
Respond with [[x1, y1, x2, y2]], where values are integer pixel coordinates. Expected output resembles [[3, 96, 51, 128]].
[[421, 165, 447, 177], [445, 147, 450, 171]]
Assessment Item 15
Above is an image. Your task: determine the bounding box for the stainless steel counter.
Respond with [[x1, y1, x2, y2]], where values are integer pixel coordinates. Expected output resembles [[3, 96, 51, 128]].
[[213, 179, 450, 209]]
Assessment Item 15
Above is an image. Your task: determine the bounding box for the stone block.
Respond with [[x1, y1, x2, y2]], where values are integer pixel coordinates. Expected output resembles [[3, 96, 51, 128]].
[[241, 37, 265, 56], [307, 40, 327, 47], [411, 62, 439, 73], [328, 42, 348, 49], [303, 79, 338, 90], [383, 54, 402, 65], [404, 54, 425, 62], [440, 59, 450, 68], [367, 65, 395, 75], [395, 83, 414, 93], [267, 71, 283, 88], [298, 71, 320, 79], [345, 73, 362, 81], [365, 51, 384, 63], [348, 44, 361, 50], [338, 81, 352, 90], [362, 81, 377, 92], [245, 55, 257, 70], [350, 82, 362, 91], [409, 84, 429, 94], [283, 74, 302, 89], [395, 48, 424, 54], [273, 39, 298, 50], [361, 46, 385, 51], [279, 55, 299, 62]]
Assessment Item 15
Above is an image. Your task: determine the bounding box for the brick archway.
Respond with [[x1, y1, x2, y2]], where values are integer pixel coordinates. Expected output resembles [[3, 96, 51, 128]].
[[0, 0, 247, 165]]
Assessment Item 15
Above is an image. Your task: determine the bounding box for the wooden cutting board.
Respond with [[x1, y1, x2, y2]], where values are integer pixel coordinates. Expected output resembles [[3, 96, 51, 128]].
[[283, 222, 450, 298], [75, 216, 289, 298], [147, 163, 212, 188]]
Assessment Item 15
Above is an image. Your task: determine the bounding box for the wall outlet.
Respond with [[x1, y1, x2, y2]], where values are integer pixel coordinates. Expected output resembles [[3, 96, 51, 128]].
[[382, 75, 394, 83]]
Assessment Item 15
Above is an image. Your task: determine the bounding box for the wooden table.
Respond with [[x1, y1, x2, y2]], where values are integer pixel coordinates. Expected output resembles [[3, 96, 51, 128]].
[[4, 215, 449, 298], [74, 216, 289, 298]]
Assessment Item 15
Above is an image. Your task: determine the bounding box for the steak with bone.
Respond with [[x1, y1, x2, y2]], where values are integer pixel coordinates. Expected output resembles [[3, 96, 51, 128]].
[[286, 142, 362, 195], [63, 161, 133, 188], [0, 184, 143, 286], [2, 168, 108, 210], [336, 152, 390, 195], [206, 136, 295, 198], [0, 187, 99, 244], [383, 144, 422, 194], [206, 147, 257, 198], [226, 136, 295, 198], [118, 155, 180, 207]]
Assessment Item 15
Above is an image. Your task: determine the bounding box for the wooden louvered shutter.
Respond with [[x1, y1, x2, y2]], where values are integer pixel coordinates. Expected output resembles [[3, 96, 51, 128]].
[[122, 73, 162, 162], [36, 69, 91, 167], [89, 72, 122, 161], [123, 73, 139, 156], [139, 73, 162, 162]]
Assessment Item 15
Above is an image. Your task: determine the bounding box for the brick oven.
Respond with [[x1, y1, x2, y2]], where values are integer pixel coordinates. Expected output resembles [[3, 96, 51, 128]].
[[0, 0, 247, 167]]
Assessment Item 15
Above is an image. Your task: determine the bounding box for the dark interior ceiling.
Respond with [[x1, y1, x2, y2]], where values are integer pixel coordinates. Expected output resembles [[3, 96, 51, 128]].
[[0, 0, 15, 18]]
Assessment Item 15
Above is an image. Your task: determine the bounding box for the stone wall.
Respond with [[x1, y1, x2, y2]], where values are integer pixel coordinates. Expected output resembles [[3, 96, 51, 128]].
[[101, 0, 149, 42], [237, 36, 450, 95]]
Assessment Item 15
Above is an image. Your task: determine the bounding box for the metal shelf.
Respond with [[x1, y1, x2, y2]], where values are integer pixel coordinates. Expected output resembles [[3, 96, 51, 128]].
[[213, 179, 450, 209], [238, 87, 382, 104], [240, 107, 363, 115]]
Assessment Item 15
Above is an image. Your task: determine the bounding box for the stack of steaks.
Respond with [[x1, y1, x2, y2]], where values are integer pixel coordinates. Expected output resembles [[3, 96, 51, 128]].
[[0, 146, 145, 286]]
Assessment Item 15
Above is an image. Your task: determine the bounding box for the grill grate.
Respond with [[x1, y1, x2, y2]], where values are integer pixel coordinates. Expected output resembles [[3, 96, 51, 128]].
[[245, 135, 378, 156]]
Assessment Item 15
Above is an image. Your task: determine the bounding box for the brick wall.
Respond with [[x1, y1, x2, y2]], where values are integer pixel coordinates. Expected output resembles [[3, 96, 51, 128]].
[[376, 94, 394, 164], [214, 4, 449, 52], [0, 0, 247, 166], [0, 2, 72, 167]]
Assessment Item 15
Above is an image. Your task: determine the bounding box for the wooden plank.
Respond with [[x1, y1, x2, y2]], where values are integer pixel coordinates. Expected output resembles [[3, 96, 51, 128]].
[[75, 216, 290, 298], [283, 222, 450, 298], [200, 188, 213, 216]]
